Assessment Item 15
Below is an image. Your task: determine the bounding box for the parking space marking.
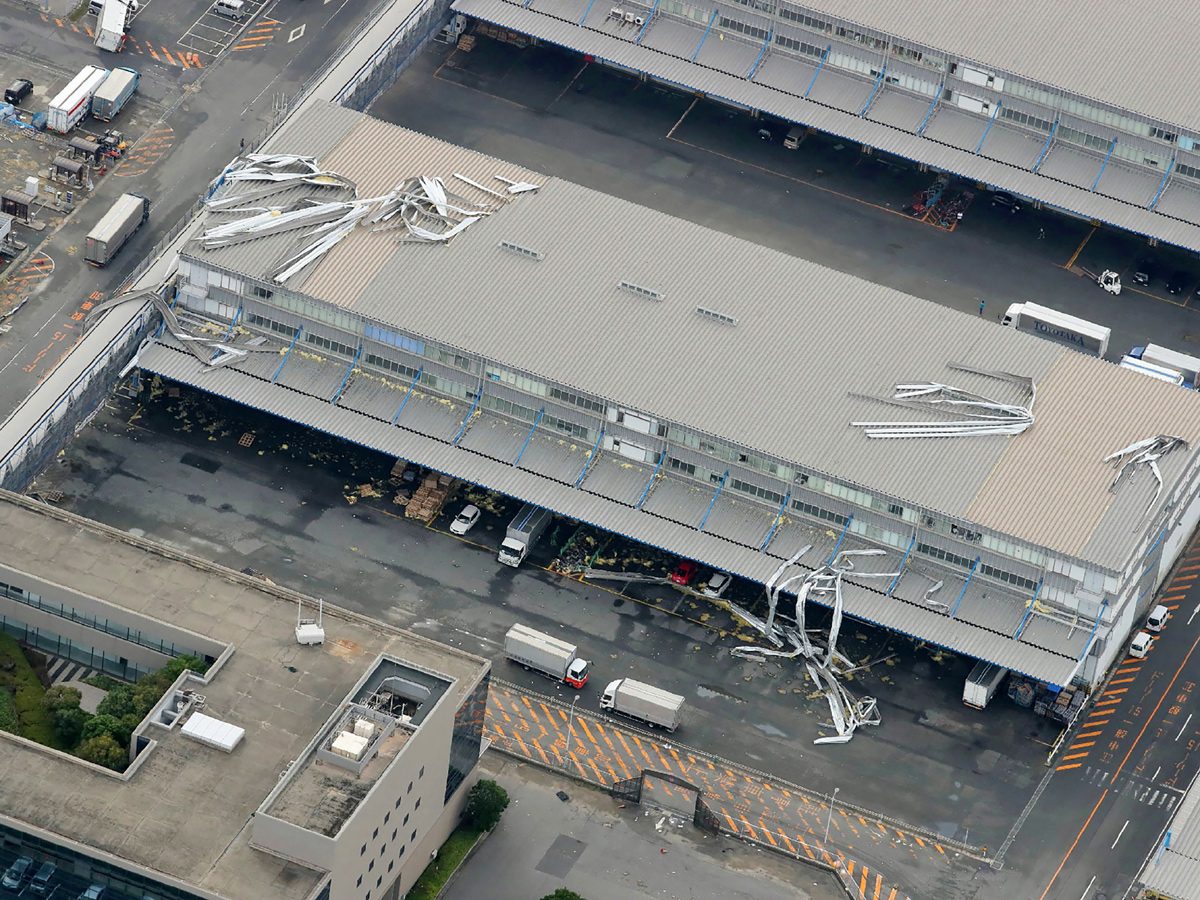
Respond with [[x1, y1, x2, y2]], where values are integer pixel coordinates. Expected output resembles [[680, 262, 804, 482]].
[[179, 0, 267, 57], [1, 256, 55, 313], [116, 125, 174, 177], [1064, 226, 1096, 269], [232, 18, 282, 50]]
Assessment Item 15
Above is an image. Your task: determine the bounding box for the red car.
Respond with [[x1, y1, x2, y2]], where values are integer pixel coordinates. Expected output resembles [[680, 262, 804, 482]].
[[669, 560, 698, 585]]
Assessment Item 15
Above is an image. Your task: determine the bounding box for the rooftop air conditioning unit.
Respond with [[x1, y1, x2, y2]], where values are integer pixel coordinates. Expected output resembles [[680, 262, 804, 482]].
[[609, 6, 621, 16], [634, 16, 644, 25], [624, 12, 634, 23]]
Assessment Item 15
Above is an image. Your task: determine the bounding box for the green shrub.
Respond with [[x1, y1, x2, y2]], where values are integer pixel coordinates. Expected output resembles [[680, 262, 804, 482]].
[[76, 733, 127, 770], [55, 707, 90, 747], [0, 634, 64, 750], [541, 891, 588, 900], [42, 685, 82, 713], [82, 714, 123, 743], [82, 675, 123, 692], [464, 779, 510, 831], [0, 689, 17, 734], [404, 827, 483, 900]]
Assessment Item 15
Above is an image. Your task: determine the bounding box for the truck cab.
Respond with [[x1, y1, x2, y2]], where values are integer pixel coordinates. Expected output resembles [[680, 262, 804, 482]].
[[566, 658, 589, 688], [498, 538, 525, 567]]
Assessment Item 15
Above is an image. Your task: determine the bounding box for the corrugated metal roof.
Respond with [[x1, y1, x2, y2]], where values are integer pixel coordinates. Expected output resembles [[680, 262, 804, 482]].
[[183, 103, 1200, 568], [136, 339, 1080, 683], [1140, 772, 1200, 900], [799, 0, 1200, 133], [451, 0, 1200, 251], [967, 352, 1200, 560]]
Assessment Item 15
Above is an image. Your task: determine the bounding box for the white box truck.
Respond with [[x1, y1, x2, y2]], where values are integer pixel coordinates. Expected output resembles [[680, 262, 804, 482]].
[[498, 504, 552, 567], [94, 0, 132, 51], [1129, 343, 1200, 390], [963, 661, 1008, 709], [84, 192, 149, 266], [47, 65, 109, 134], [1001, 302, 1110, 358], [504, 624, 590, 688], [1119, 355, 1186, 386], [600, 678, 684, 731], [92, 67, 139, 121]]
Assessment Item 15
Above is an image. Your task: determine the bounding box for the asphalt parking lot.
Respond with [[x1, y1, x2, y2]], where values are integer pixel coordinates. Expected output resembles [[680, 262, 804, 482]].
[[373, 38, 1200, 362]]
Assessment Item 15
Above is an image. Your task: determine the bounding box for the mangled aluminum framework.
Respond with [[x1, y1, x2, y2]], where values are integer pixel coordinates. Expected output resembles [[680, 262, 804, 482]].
[[850, 366, 1036, 438], [1104, 434, 1189, 516], [199, 155, 537, 286], [730, 550, 897, 744]]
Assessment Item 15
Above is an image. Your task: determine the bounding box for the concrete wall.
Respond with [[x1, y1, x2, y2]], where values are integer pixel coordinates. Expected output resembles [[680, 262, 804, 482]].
[[251, 813, 339, 873]]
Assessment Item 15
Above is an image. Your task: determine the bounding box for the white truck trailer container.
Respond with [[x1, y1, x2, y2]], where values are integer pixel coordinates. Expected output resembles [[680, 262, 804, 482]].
[[47, 65, 109, 134], [600, 678, 684, 731], [92, 67, 139, 121], [963, 661, 1008, 709], [1129, 343, 1200, 390], [94, 0, 132, 51], [1000, 302, 1110, 358], [504, 623, 590, 688], [498, 504, 553, 567], [84, 192, 149, 266], [1119, 355, 1186, 386]]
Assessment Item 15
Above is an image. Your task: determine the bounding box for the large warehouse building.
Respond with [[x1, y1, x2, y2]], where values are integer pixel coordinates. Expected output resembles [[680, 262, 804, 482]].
[[69, 100, 1200, 694], [448, 0, 1200, 251]]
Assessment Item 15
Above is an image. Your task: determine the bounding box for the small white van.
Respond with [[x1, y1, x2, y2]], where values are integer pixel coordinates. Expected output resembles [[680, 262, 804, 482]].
[[213, 0, 246, 19], [1130, 631, 1154, 659], [1146, 604, 1170, 632], [784, 125, 804, 149]]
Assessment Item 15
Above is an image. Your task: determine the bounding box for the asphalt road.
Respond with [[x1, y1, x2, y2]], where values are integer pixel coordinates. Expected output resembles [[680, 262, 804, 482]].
[[0, 0, 371, 416]]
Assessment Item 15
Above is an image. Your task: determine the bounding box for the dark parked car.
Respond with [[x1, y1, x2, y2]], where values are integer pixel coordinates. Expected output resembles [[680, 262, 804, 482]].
[[1132, 258, 1155, 286], [78, 884, 108, 900], [990, 191, 1021, 212], [1, 857, 34, 891], [1168, 269, 1190, 295], [29, 862, 56, 897], [4, 79, 33, 106]]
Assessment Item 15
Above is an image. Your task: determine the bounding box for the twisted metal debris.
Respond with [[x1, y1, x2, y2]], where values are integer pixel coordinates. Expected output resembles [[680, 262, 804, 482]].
[[850, 367, 1035, 438], [1104, 434, 1188, 515], [730, 550, 897, 744]]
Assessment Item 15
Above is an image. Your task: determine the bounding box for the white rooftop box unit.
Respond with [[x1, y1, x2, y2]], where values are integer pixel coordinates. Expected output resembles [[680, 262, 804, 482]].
[[353, 718, 377, 739], [181, 712, 245, 752], [331, 731, 370, 760]]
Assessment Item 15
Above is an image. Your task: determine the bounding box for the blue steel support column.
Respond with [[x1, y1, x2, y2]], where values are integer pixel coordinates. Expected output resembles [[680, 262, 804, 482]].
[[635, 0, 660, 43], [1033, 118, 1058, 173], [211, 305, 244, 359], [974, 102, 1001, 154], [747, 29, 772, 80], [452, 391, 482, 445], [860, 66, 886, 116], [513, 408, 545, 466], [635, 451, 666, 509], [1150, 155, 1176, 210], [331, 344, 363, 403], [804, 46, 830, 99], [1012, 577, 1044, 638], [698, 471, 728, 531], [760, 489, 791, 551], [887, 532, 917, 596], [579, 0, 597, 24], [391, 365, 423, 424], [272, 325, 303, 383], [154, 296, 179, 339], [1090, 137, 1118, 191], [691, 9, 719, 62], [916, 79, 943, 136], [573, 427, 605, 487], [950, 557, 981, 617], [1077, 596, 1108, 660], [827, 514, 854, 564]]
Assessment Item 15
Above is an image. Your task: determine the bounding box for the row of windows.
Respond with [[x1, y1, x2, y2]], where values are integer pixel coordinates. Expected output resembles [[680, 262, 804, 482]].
[[548, 386, 606, 415], [306, 332, 357, 358], [791, 498, 847, 526], [730, 477, 784, 506], [778, 5, 825, 29], [365, 324, 426, 357], [834, 25, 886, 50], [0, 615, 153, 682], [775, 33, 823, 57], [728, 0, 775, 14], [999, 106, 1054, 133], [245, 311, 297, 336], [486, 366, 548, 397], [480, 393, 539, 422], [719, 15, 769, 40], [543, 414, 593, 441], [364, 352, 419, 381], [1057, 124, 1111, 153], [658, 0, 711, 23], [913, 544, 1037, 591]]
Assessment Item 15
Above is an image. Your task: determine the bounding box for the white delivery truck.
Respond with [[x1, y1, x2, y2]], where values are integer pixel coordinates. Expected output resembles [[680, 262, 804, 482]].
[[1128, 343, 1200, 390], [84, 192, 149, 266], [1119, 355, 1186, 386], [1000, 302, 1110, 358], [504, 623, 590, 688], [963, 661, 1008, 709], [47, 65, 109, 134], [498, 504, 552, 567], [784, 125, 804, 149], [94, 0, 133, 51], [92, 67, 139, 121], [600, 678, 684, 731]]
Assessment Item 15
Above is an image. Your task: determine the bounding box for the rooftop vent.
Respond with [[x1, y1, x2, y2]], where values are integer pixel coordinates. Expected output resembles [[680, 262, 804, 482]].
[[499, 240, 543, 260], [619, 280, 662, 301], [696, 305, 737, 325]]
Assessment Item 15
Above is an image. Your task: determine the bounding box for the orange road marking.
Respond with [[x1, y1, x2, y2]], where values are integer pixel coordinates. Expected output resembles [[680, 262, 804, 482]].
[[935, 844, 945, 855], [1088, 719, 1110, 726], [161, 48, 176, 64], [887, 889, 898, 900], [577, 718, 598, 746], [1061, 752, 1089, 761], [1067, 742, 1096, 750], [613, 728, 637, 762], [1076, 730, 1103, 738], [1110, 677, 1136, 685], [846, 860, 854, 877], [521, 697, 540, 724], [1103, 688, 1129, 696], [860, 871, 868, 897], [180, 54, 191, 68], [758, 821, 777, 846], [147, 44, 160, 59], [1037, 789, 1108, 900], [55, 17, 62, 25], [630, 734, 656, 767], [874, 873, 883, 900], [914, 836, 925, 847]]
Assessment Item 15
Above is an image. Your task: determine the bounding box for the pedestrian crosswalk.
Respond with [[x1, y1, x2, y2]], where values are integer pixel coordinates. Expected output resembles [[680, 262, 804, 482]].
[[47, 657, 98, 686]]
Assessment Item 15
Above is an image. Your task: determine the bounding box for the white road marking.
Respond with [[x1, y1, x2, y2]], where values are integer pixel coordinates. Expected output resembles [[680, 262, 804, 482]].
[[1178, 713, 1193, 741], [1189, 603, 1200, 625], [1079, 875, 1096, 900], [1112, 819, 1129, 848], [288, 23, 305, 41]]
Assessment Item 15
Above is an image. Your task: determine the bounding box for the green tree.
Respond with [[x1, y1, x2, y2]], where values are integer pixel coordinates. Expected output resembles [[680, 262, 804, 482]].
[[463, 779, 510, 831], [75, 733, 127, 770], [0, 689, 17, 734], [95, 684, 139, 719], [81, 714, 122, 743], [540, 891, 587, 900], [115, 713, 142, 748], [41, 685, 82, 714], [54, 707, 90, 747]]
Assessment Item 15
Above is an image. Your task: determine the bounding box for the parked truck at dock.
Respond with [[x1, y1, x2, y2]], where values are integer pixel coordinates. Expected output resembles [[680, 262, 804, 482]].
[[1000, 302, 1110, 358], [46, 65, 109, 134], [84, 192, 148, 266], [1128, 343, 1200, 390], [504, 623, 589, 688], [92, 67, 138, 121], [600, 678, 684, 731], [962, 661, 1008, 709], [94, 0, 134, 51], [497, 504, 552, 567]]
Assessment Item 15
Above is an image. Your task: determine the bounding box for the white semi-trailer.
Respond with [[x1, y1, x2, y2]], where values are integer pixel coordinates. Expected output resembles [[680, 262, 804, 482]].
[[1000, 302, 1110, 358], [504, 624, 590, 688], [600, 678, 684, 731]]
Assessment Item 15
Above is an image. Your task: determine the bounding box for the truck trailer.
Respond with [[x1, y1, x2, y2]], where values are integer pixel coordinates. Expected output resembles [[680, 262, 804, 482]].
[[1000, 302, 1110, 358], [600, 678, 684, 731], [498, 504, 552, 567], [84, 192, 148, 266], [47, 65, 109, 134], [92, 67, 138, 121], [1129, 343, 1200, 389], [504, 623, 590, 688], [1119, 355, 1186, 386], [94, 0, 133, 51], [963, 661, 1008, 709]]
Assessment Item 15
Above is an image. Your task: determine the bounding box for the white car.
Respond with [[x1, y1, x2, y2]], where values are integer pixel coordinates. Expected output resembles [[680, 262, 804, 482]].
[[449, 504, 481, 535], [700, 571, 732, 598], [1130, 631, 1154, 659]]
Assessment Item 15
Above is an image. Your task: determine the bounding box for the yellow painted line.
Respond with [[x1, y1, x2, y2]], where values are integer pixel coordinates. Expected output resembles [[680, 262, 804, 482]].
[[521, 697, 540, 724], [724, 813, 739, 832], [887, 889, 898, 900], [630, 734, 656, 767], [577, 717, 599, 747], [860, 870, 868, 897], [777, 829, 797, 854], [179, 54, 191, 69], [846, 860, 854, 877], [1064, 225, 1095, 269], [914, 836, 925, 848], [55, 17, 63, 26], [935, 844, 945, 855], [758, 820, 778, 846], [874, 873, 883, 900]]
